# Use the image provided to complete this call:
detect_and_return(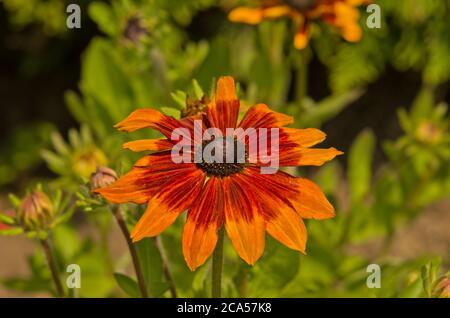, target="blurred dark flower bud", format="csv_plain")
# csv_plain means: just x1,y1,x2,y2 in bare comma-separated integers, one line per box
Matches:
432,277,450,298
123,16,148,44
17,191,54,231
181,95,210,118
90,166,118,190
